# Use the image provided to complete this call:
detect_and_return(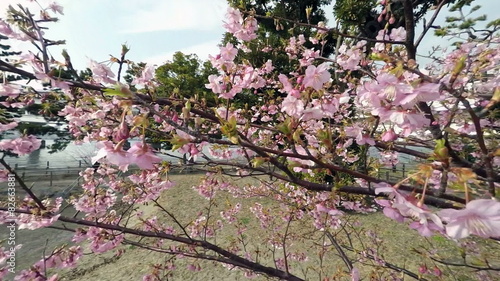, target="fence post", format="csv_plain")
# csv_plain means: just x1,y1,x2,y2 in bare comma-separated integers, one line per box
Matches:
402,164,406,178
14,163,18,170
50,171,53,187
79,160,82,168
46,161,49,175
386,171,390,181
